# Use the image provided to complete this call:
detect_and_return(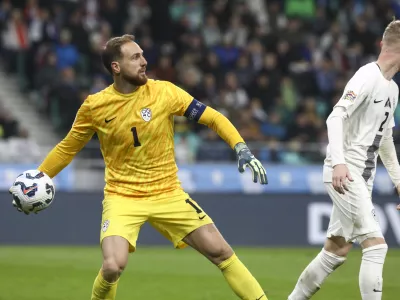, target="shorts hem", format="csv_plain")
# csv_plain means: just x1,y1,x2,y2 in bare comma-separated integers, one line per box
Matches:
173,220,214,249
327,231,384,244
100,234,137,253
327,233,352,243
